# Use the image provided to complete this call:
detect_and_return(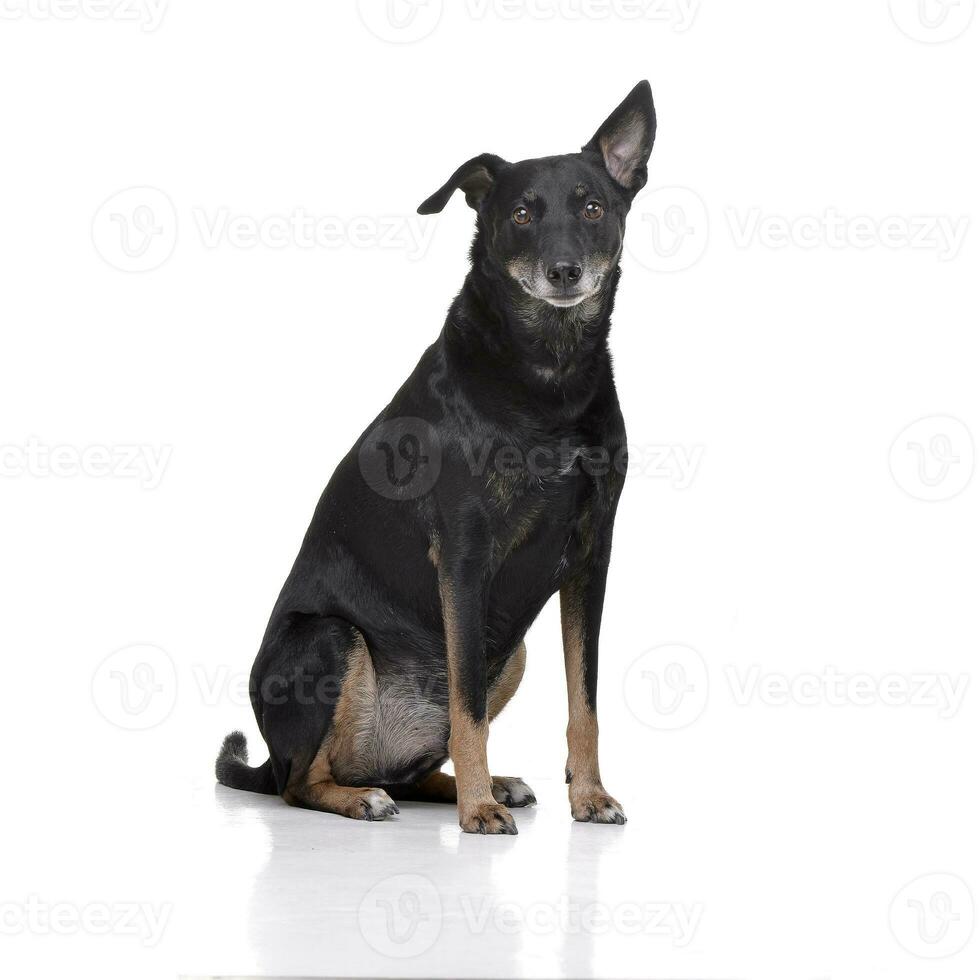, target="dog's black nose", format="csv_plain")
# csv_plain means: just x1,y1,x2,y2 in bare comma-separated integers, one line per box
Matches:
546,262,583,288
